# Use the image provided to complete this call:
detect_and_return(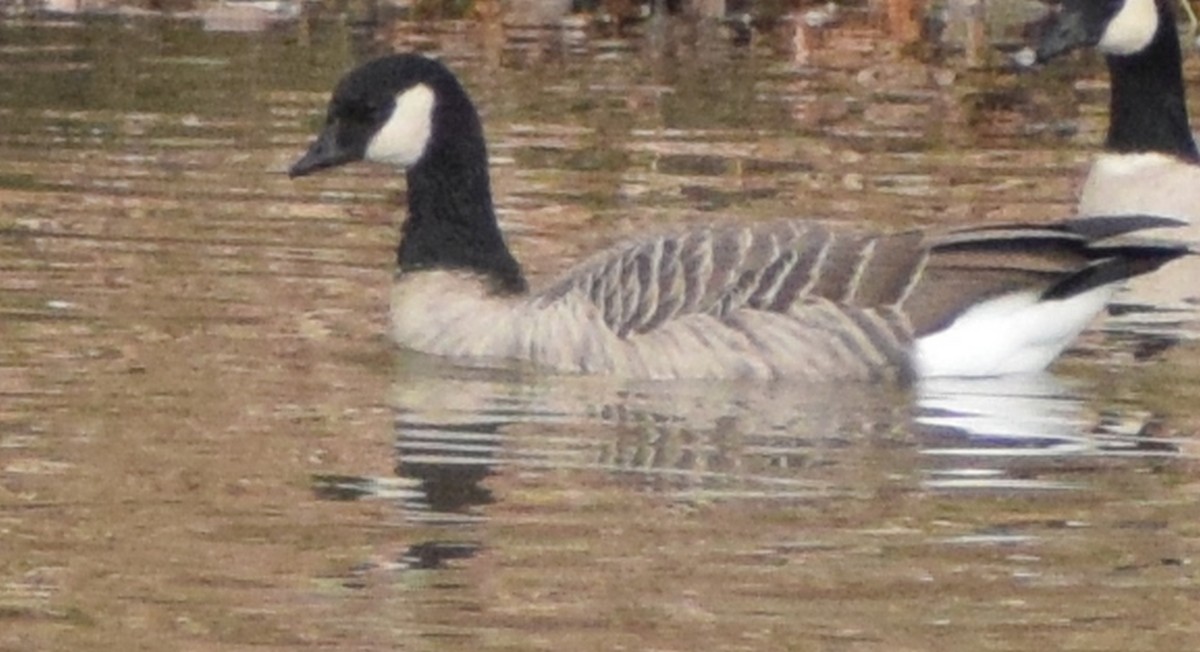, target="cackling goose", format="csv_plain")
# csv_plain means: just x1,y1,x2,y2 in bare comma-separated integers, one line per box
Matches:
289,53,1185,381
1036,0,1200,328
1036,0,1199,221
